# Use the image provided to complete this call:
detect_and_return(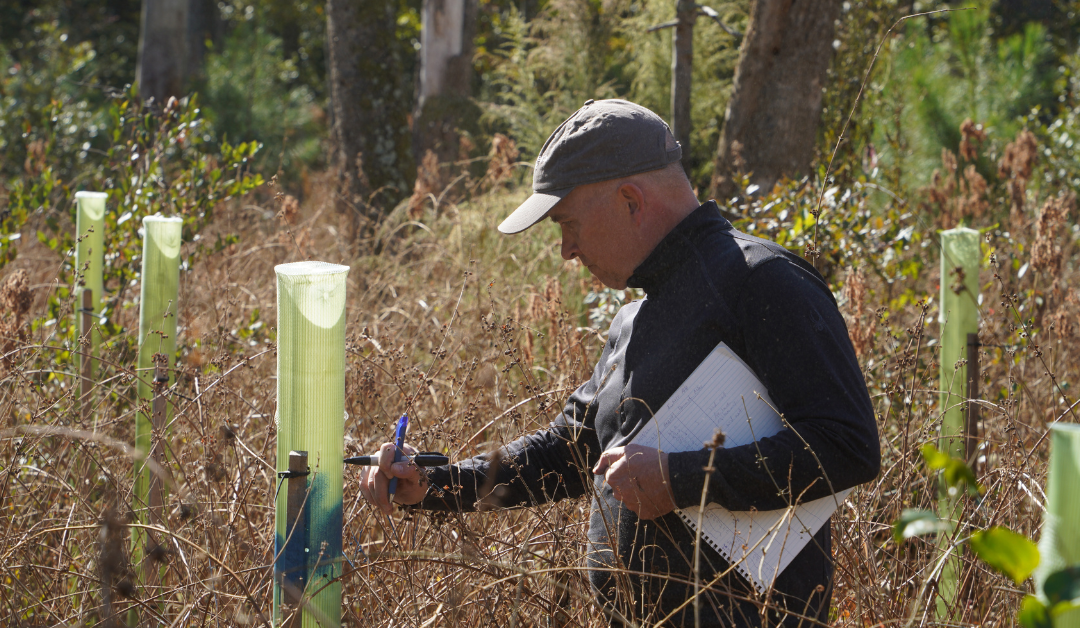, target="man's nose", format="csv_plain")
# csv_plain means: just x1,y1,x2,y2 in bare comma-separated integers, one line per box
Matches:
560,234,578,261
